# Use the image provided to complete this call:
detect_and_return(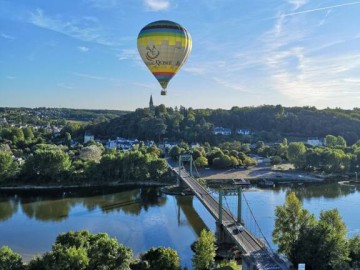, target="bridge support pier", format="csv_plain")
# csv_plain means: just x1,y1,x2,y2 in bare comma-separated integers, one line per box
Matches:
215,221,233,244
